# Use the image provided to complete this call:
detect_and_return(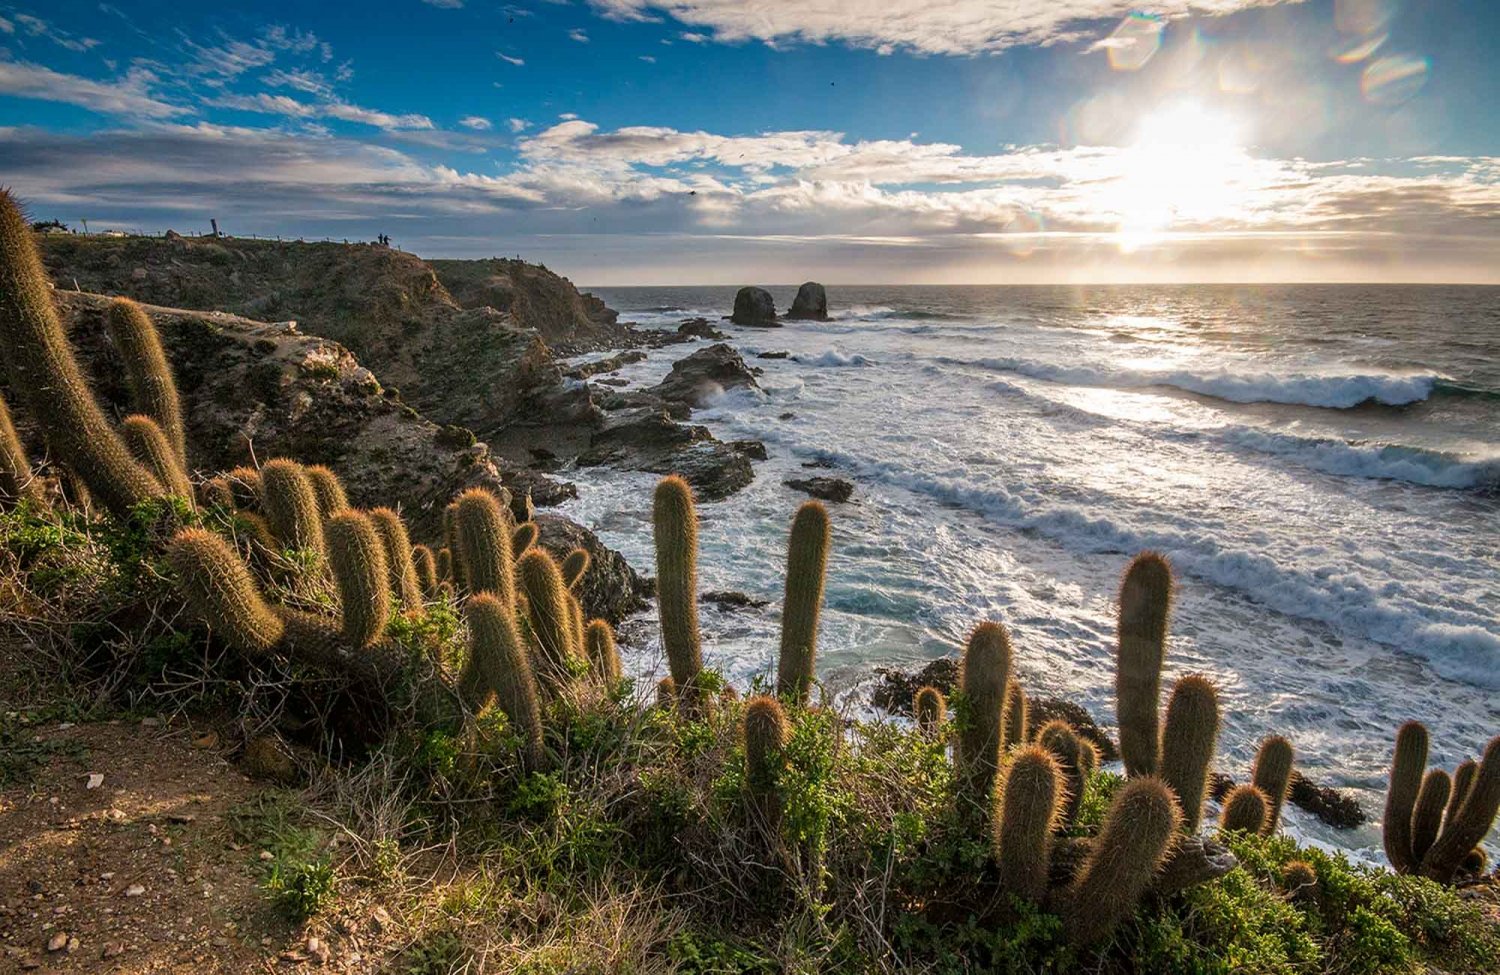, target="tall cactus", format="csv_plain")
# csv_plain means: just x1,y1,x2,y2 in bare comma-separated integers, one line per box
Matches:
464,593,544,769
993,745,1062,903
777,500,830,705
369,507,423,611
511,521,538,557
1383,720,1428,874
0,392,43,508
167,529,286,653
412,544,439,600
0,190,160,515
305,464,349,517
1220,784,1269,834
914,686,946,738
744,694,790,827
1251,736,1295,835
1116,552,1173,777
561,547,590,589
1003,680,1028,751
1037,719,1087,827
652,476,703,708
517,548,577,689
956,622,1012,819
1159,674,1220,832
1065,776,1181,945
1420,735,1500,883
585,619,622,683
119,415,188,499
455,487,514,604
1447,759,1478,826
260,459,325,555
325,510,391,648
105,297,185,465
1410,769,1452,864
